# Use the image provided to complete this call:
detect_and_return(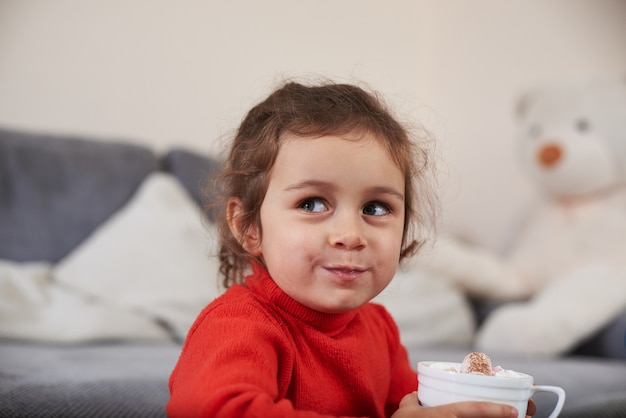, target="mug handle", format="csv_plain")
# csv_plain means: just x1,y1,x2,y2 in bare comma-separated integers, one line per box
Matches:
531,385,566,418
